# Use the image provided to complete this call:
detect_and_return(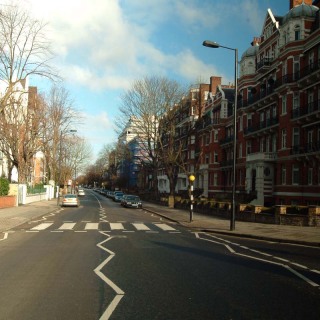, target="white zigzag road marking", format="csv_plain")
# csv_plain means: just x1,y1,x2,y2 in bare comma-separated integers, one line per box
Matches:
95,231,125,320
0,232,8,241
